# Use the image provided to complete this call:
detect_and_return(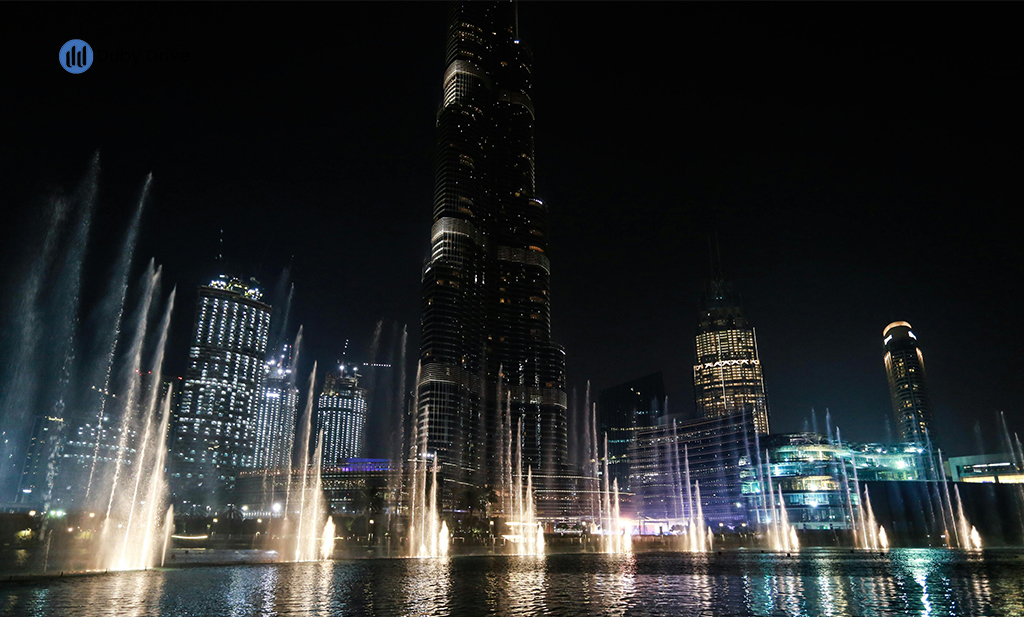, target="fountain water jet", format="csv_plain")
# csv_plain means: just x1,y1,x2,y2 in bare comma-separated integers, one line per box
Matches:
501,414,545,555
85,175,151,501
592,432,630,554
762,451,799,552
286,364,334,562
96,285,177,571
405,361,449,559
